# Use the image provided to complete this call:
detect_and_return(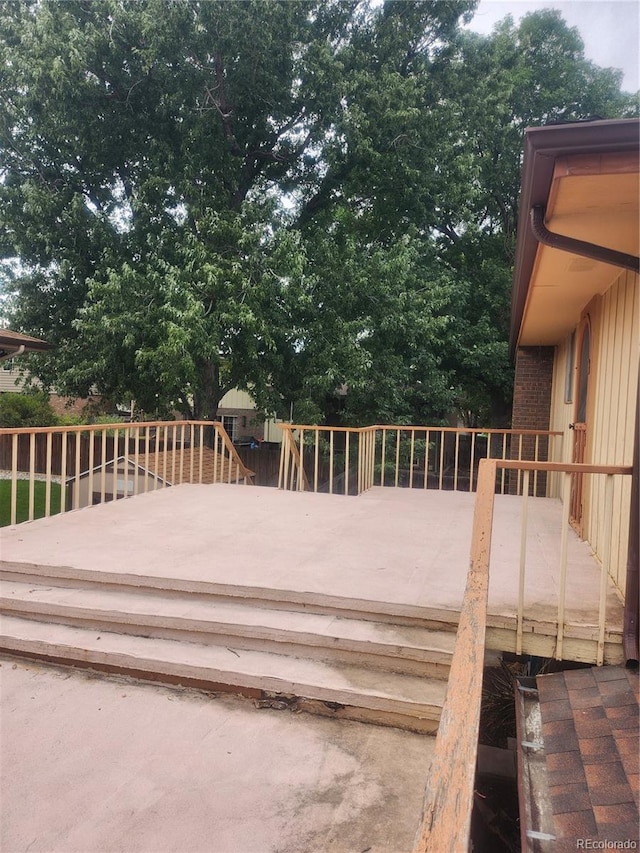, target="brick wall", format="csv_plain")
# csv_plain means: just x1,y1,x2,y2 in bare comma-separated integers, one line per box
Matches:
48,394,105,418
512,347,555,429
511,346,555,495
